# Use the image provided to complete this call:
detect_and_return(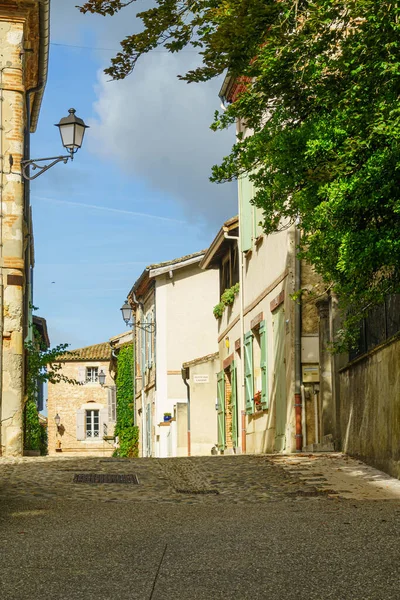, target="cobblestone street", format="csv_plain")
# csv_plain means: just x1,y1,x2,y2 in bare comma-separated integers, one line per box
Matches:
1,454,399,599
